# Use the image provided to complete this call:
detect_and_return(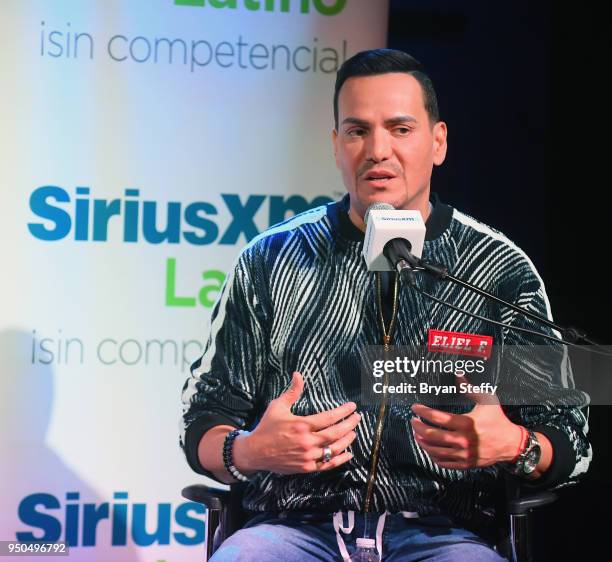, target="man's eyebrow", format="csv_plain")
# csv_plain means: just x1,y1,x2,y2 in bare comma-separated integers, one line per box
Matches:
340,117,370,127
385,115,417,126
340,115,418,127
